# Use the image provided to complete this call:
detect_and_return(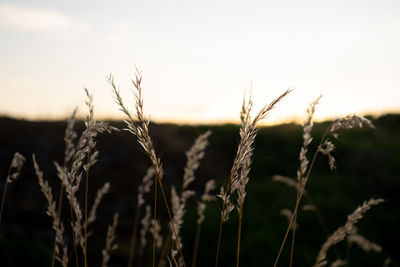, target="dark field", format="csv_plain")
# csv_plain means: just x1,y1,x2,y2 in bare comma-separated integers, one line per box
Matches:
0,114,399,266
